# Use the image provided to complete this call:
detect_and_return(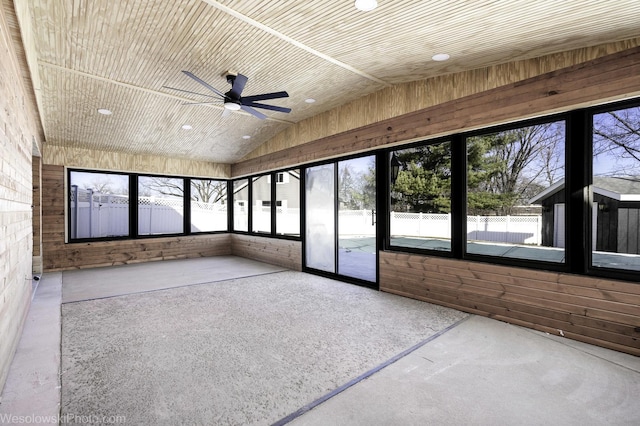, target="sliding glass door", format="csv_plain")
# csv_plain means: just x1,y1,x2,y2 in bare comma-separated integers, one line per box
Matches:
305,155,377,284
305,163,336,273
